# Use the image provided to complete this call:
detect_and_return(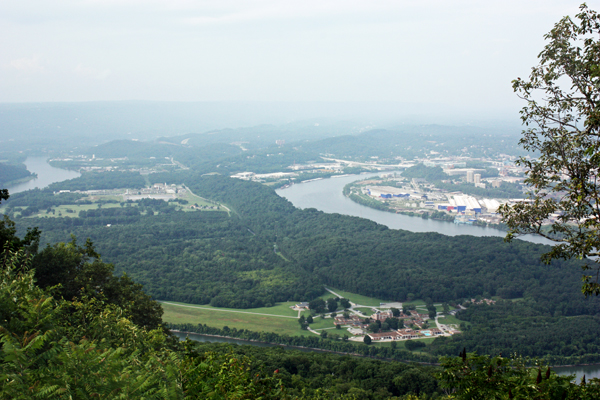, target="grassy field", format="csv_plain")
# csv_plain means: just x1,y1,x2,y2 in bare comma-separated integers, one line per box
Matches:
160,289,445,339
179,190,226,211
307,316,337,330
327,287,391,307
438,314,464,326
162,300,300,317
161,301,314,337
353,307,376,316
7,190,228,219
